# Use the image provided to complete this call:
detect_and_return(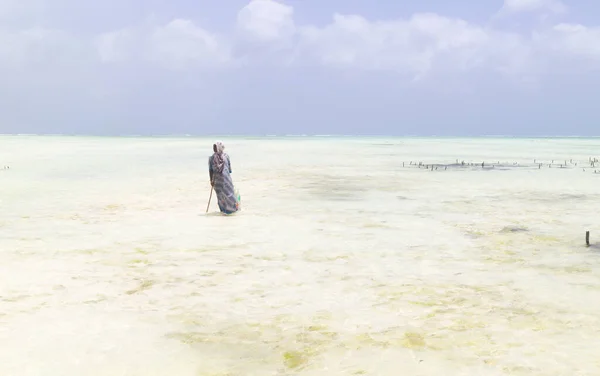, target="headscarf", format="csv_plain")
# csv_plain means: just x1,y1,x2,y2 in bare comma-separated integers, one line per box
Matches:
212,141,226,173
